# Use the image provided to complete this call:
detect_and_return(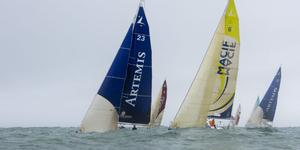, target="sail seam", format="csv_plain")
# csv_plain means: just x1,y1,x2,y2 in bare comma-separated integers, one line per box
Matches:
105,76,125,80
133,33,150,36
120,47,131,50
122,93,151,98
127,63,152,68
